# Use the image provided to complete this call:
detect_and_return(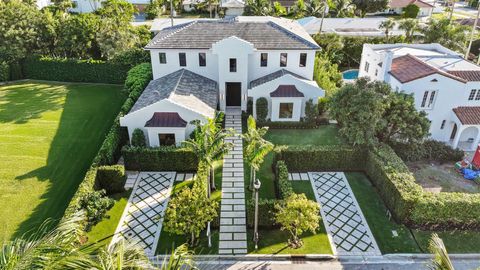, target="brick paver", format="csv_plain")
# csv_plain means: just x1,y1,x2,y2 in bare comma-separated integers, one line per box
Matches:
309,172,381,256
219,108,247,255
